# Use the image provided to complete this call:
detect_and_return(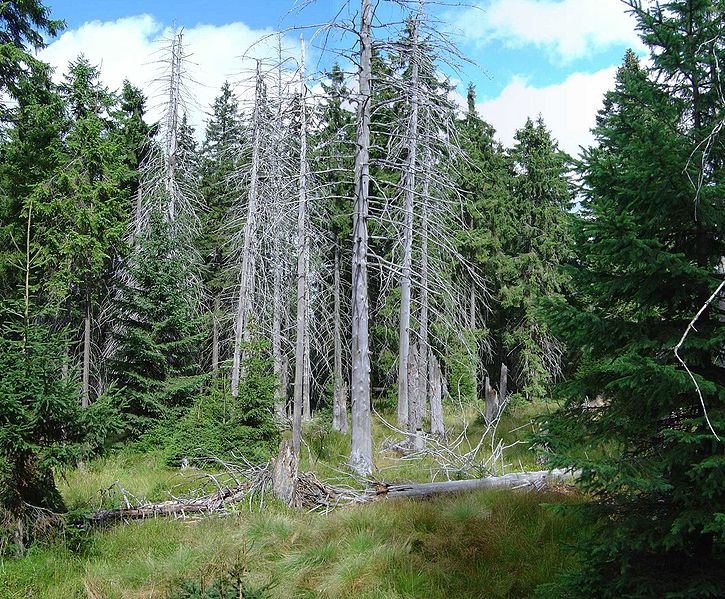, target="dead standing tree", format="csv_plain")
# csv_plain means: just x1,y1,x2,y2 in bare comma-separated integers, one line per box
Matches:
373,5,482,443
293,35,310,453
350,0,374,476
230,62,264,399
